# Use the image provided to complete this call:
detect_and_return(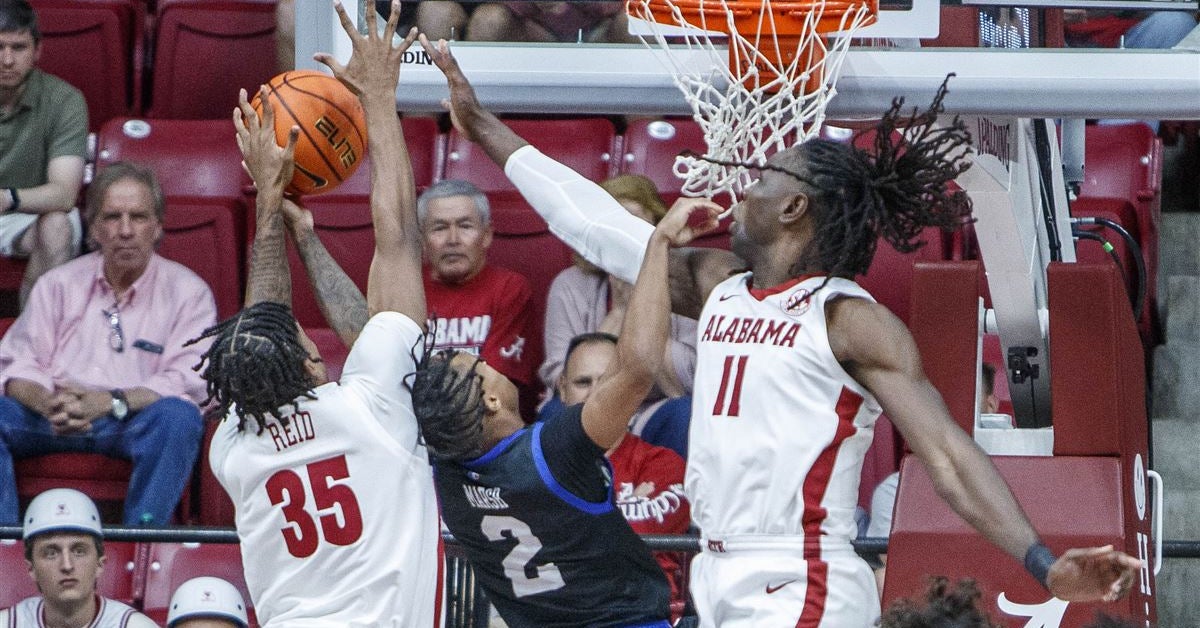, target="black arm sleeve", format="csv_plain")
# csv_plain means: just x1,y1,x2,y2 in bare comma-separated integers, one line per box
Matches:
538,403,611,503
